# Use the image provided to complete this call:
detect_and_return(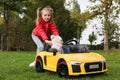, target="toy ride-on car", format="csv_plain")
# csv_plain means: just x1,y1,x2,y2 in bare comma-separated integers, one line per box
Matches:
35,40,107,77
